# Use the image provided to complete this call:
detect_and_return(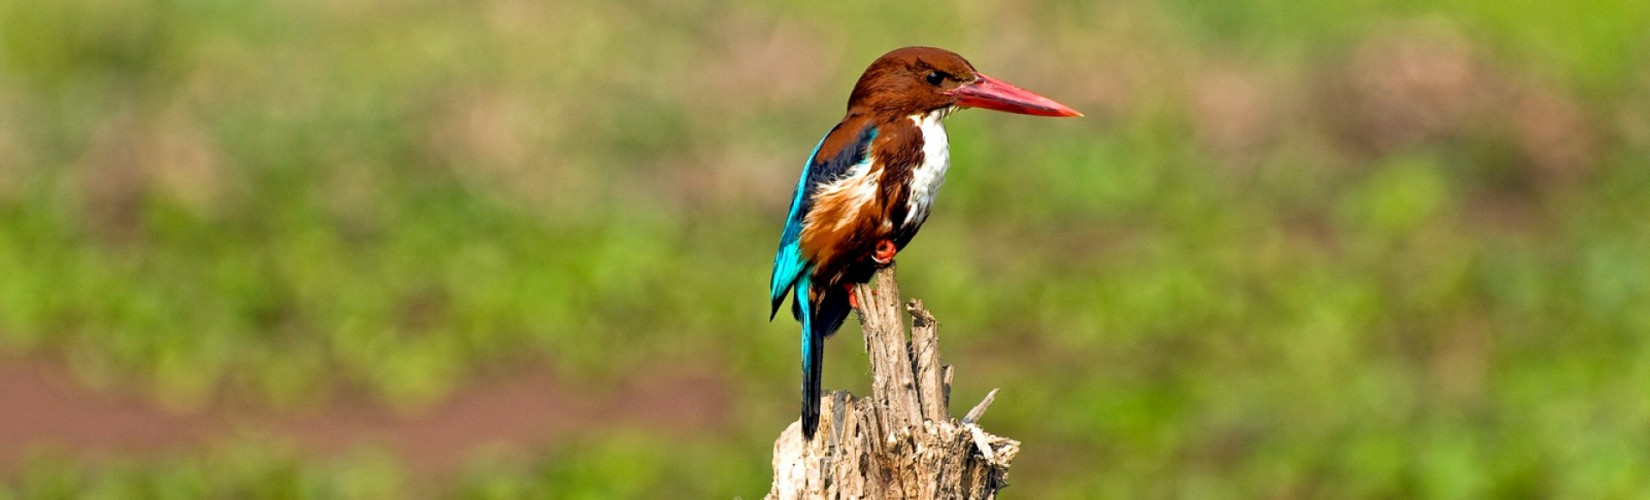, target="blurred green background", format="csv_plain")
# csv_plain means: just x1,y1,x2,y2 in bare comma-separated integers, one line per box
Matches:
2,0,1649,497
